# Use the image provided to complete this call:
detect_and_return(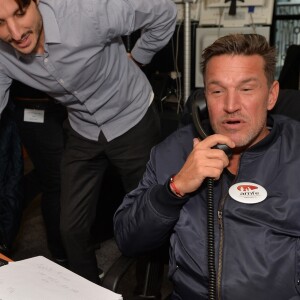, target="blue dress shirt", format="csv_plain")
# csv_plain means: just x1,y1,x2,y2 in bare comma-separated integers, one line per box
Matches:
0,0,177,141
